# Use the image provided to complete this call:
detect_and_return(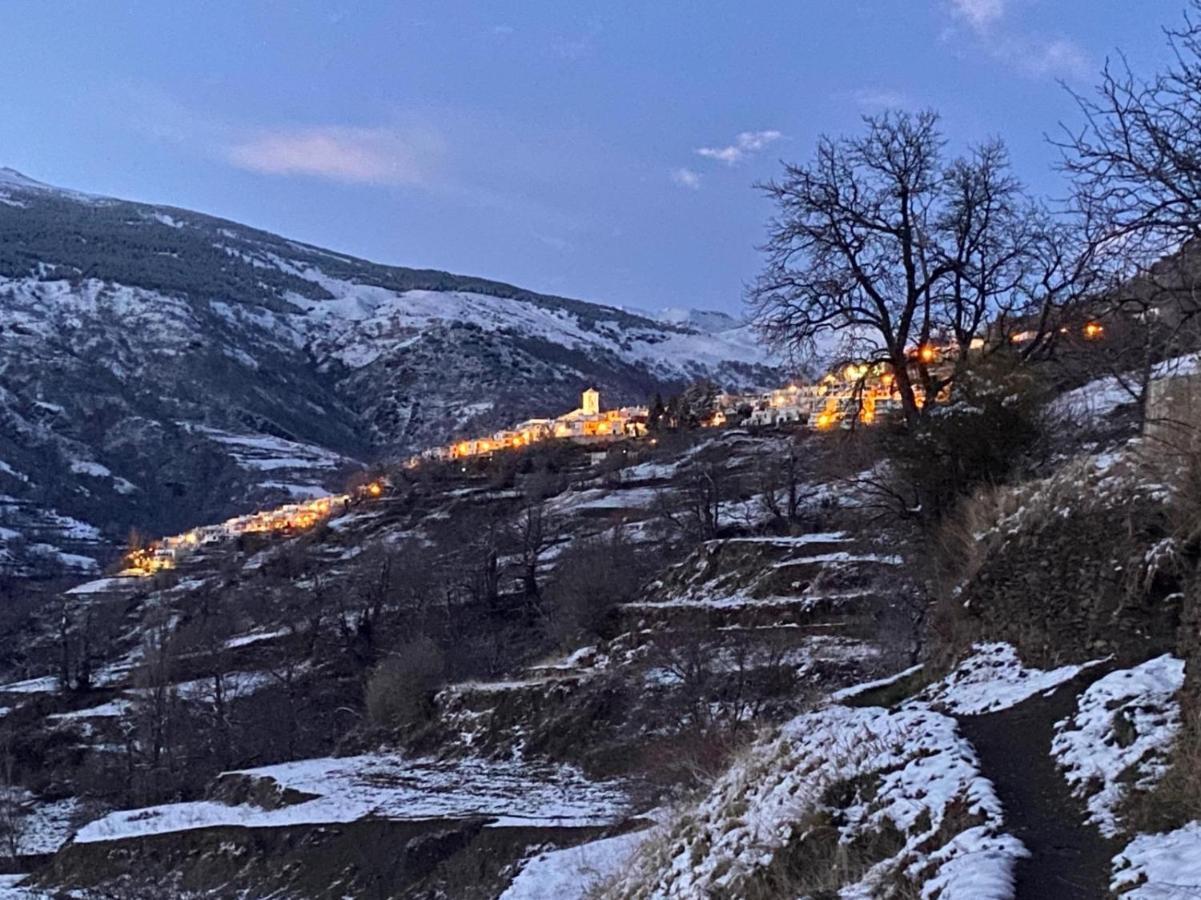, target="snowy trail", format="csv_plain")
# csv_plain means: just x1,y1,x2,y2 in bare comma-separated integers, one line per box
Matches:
957,665,1118,900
